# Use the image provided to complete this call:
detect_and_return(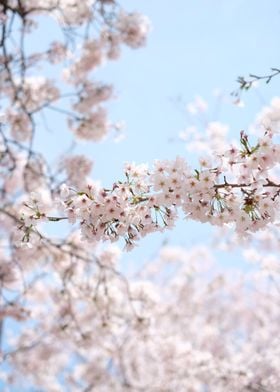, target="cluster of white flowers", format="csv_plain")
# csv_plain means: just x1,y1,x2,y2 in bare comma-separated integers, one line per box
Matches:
116,11,151,48
2,243,279,391
15,128,280,250
62,154,93,187
256,96,280,131
3,0,95,25
5,110,33,142
68,107,110,141
1,0,150,144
